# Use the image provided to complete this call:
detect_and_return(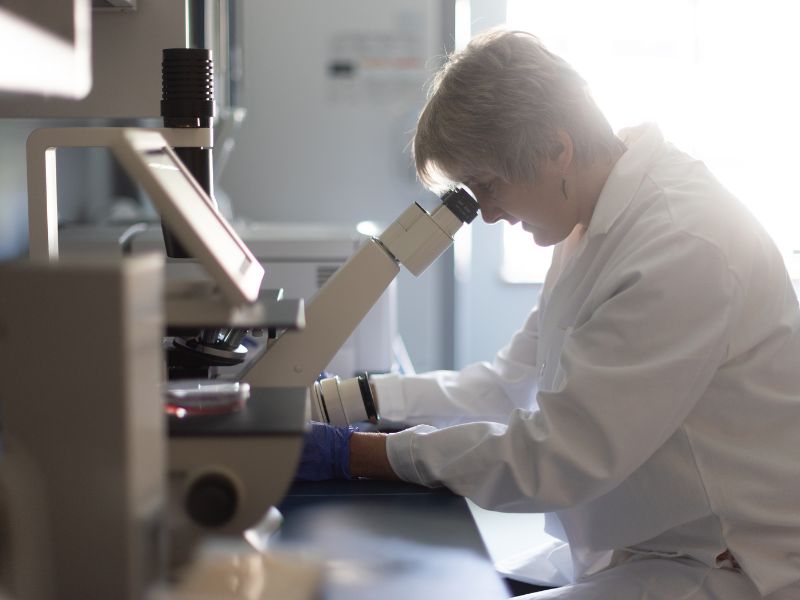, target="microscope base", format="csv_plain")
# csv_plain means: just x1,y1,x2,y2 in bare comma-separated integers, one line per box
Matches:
167,386,307,558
